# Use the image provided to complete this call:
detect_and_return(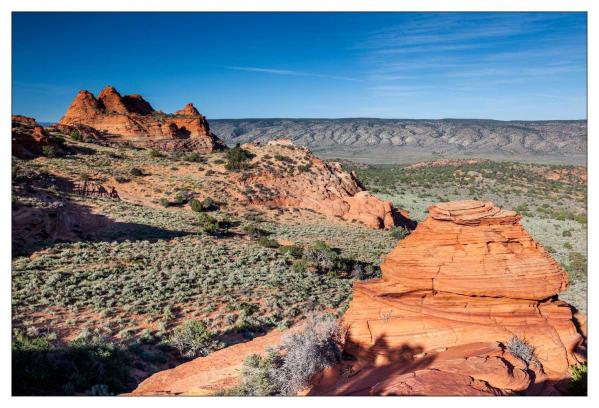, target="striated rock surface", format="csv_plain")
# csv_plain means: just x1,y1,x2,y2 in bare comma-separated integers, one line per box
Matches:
233,141,413,230
130,329,288,395
58,86,226,152
12,115,67,159
324,200,585,395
